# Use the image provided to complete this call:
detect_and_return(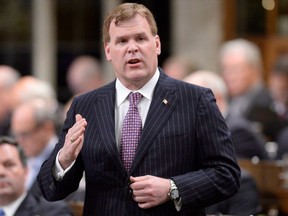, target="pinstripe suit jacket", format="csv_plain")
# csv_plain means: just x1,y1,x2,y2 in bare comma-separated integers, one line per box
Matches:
37,69,240,216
